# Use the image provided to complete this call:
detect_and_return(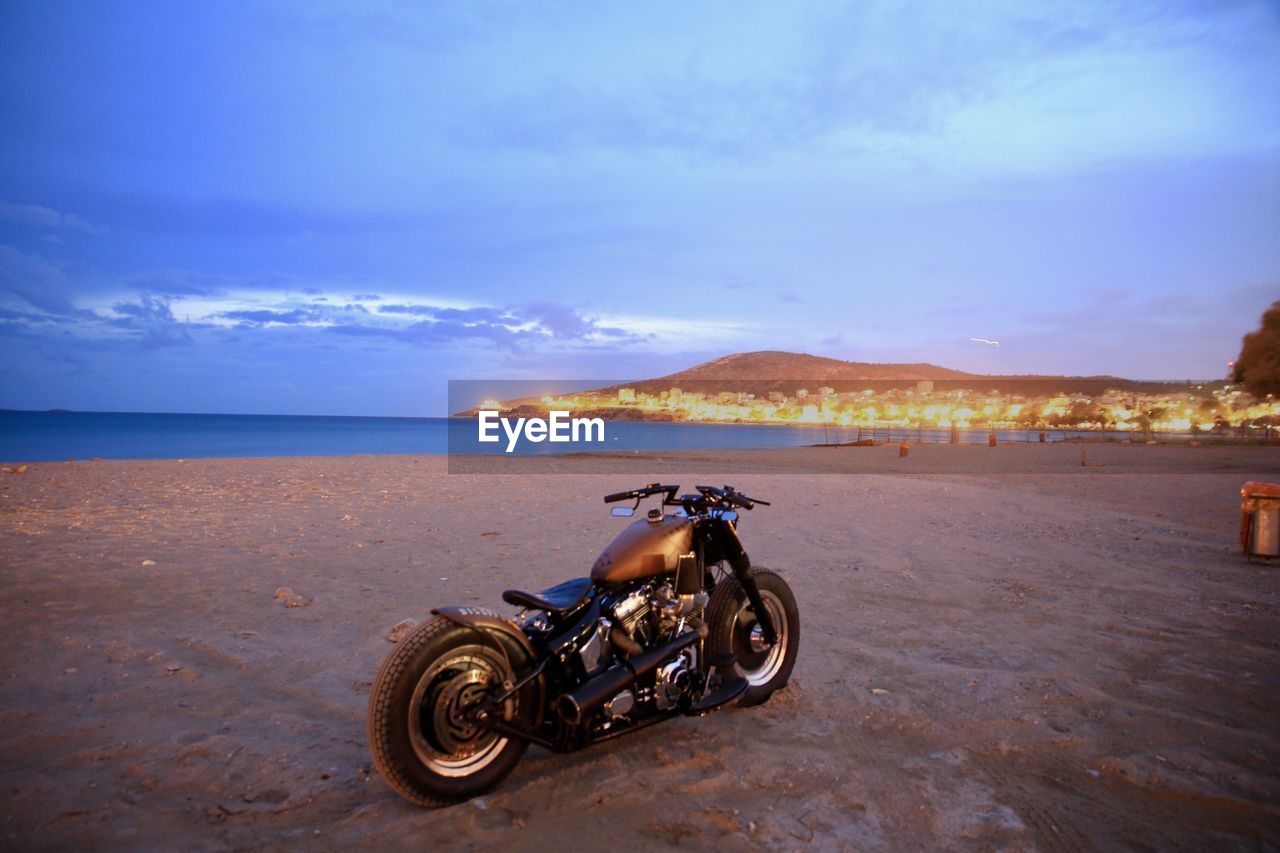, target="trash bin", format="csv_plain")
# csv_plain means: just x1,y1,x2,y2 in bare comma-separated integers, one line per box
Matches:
1239,481,1280,558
